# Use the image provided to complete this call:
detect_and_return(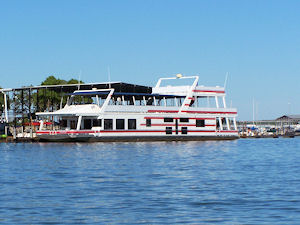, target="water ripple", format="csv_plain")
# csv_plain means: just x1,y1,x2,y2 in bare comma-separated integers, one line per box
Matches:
1,139,300,224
